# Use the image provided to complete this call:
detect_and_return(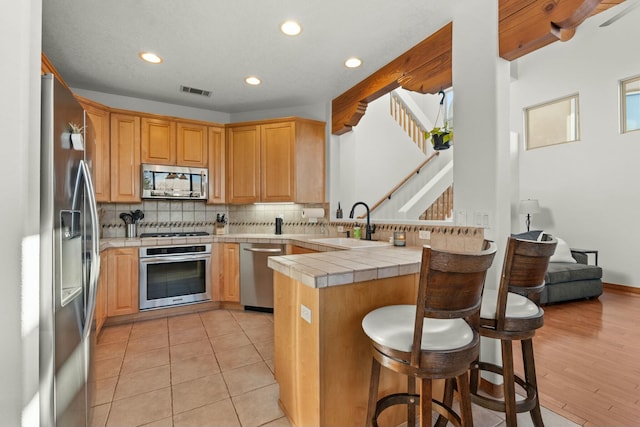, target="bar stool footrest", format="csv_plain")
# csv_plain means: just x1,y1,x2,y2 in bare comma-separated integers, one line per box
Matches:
372,393,462,427
470,361,538,414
